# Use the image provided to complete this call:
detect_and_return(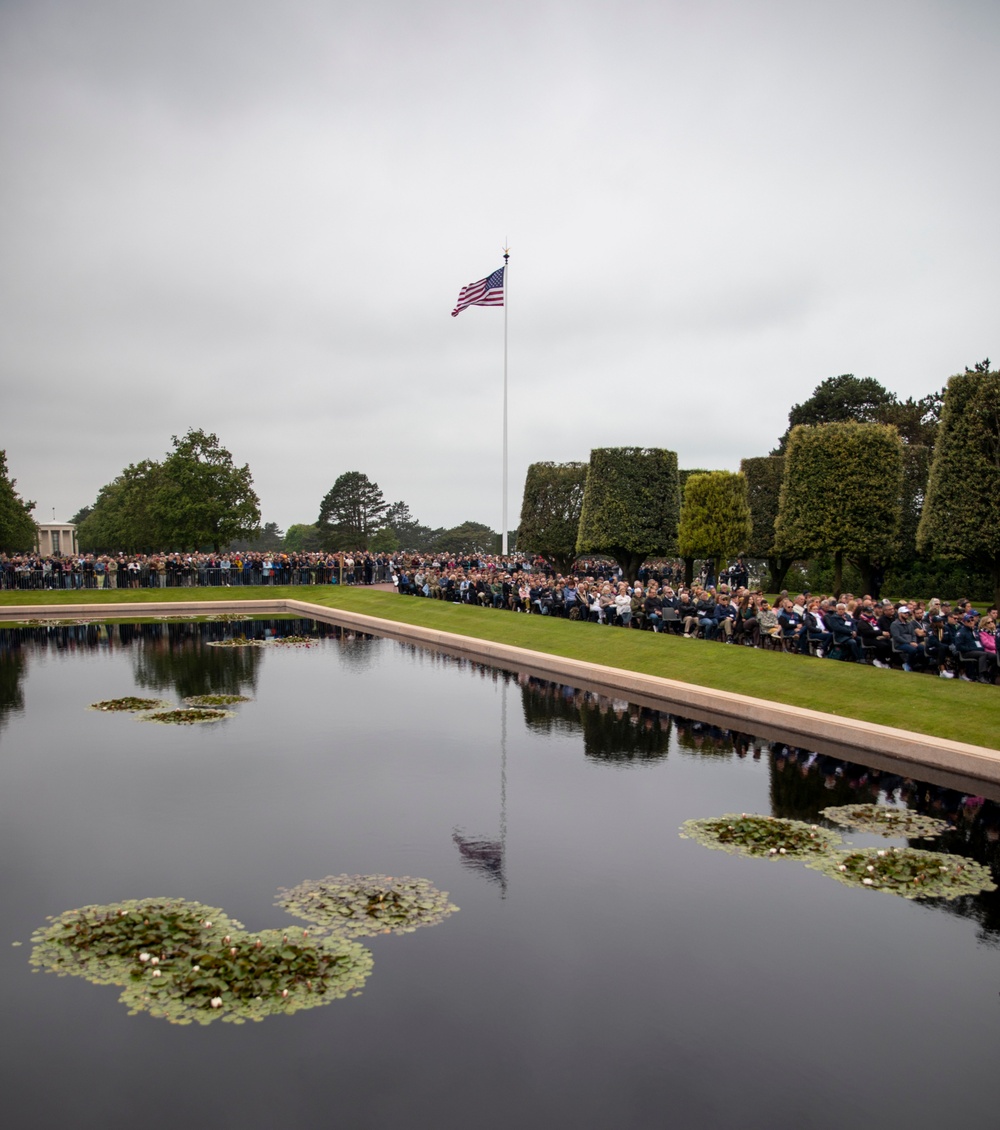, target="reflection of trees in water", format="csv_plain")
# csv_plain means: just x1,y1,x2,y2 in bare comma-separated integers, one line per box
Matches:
769,745,1000,945
133,623,264,700
0,645,26,734
518,677,671,765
